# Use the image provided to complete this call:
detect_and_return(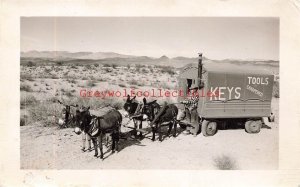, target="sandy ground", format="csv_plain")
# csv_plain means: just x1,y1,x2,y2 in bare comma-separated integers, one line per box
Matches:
20,98,279,170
